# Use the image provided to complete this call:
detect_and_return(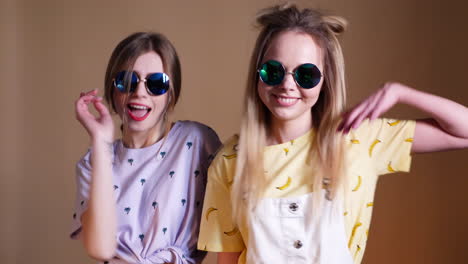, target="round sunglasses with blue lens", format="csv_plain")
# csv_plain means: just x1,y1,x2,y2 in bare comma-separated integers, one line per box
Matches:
113,71,170,96
258,60,322,89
